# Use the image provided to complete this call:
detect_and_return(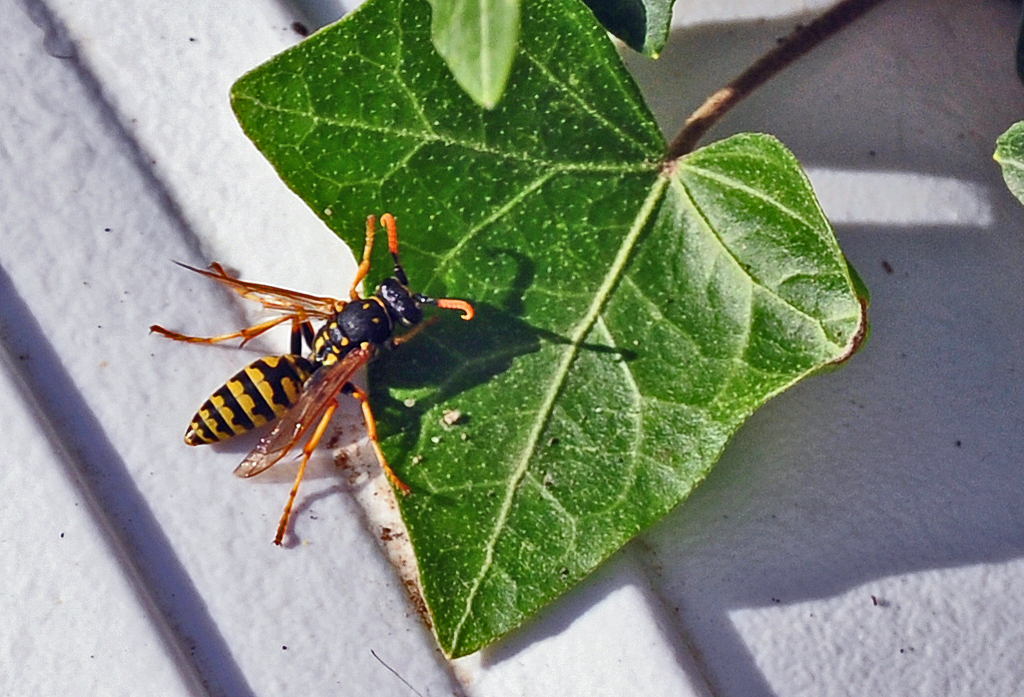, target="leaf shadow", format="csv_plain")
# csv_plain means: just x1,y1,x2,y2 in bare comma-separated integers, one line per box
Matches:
0,263,257,697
